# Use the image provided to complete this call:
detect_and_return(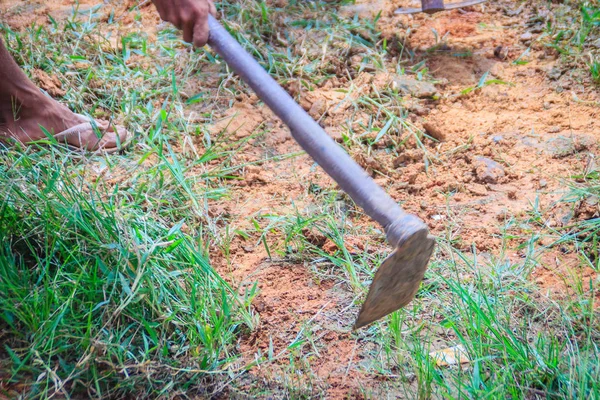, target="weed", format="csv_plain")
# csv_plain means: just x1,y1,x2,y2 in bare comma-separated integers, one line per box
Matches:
543,1,600,83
